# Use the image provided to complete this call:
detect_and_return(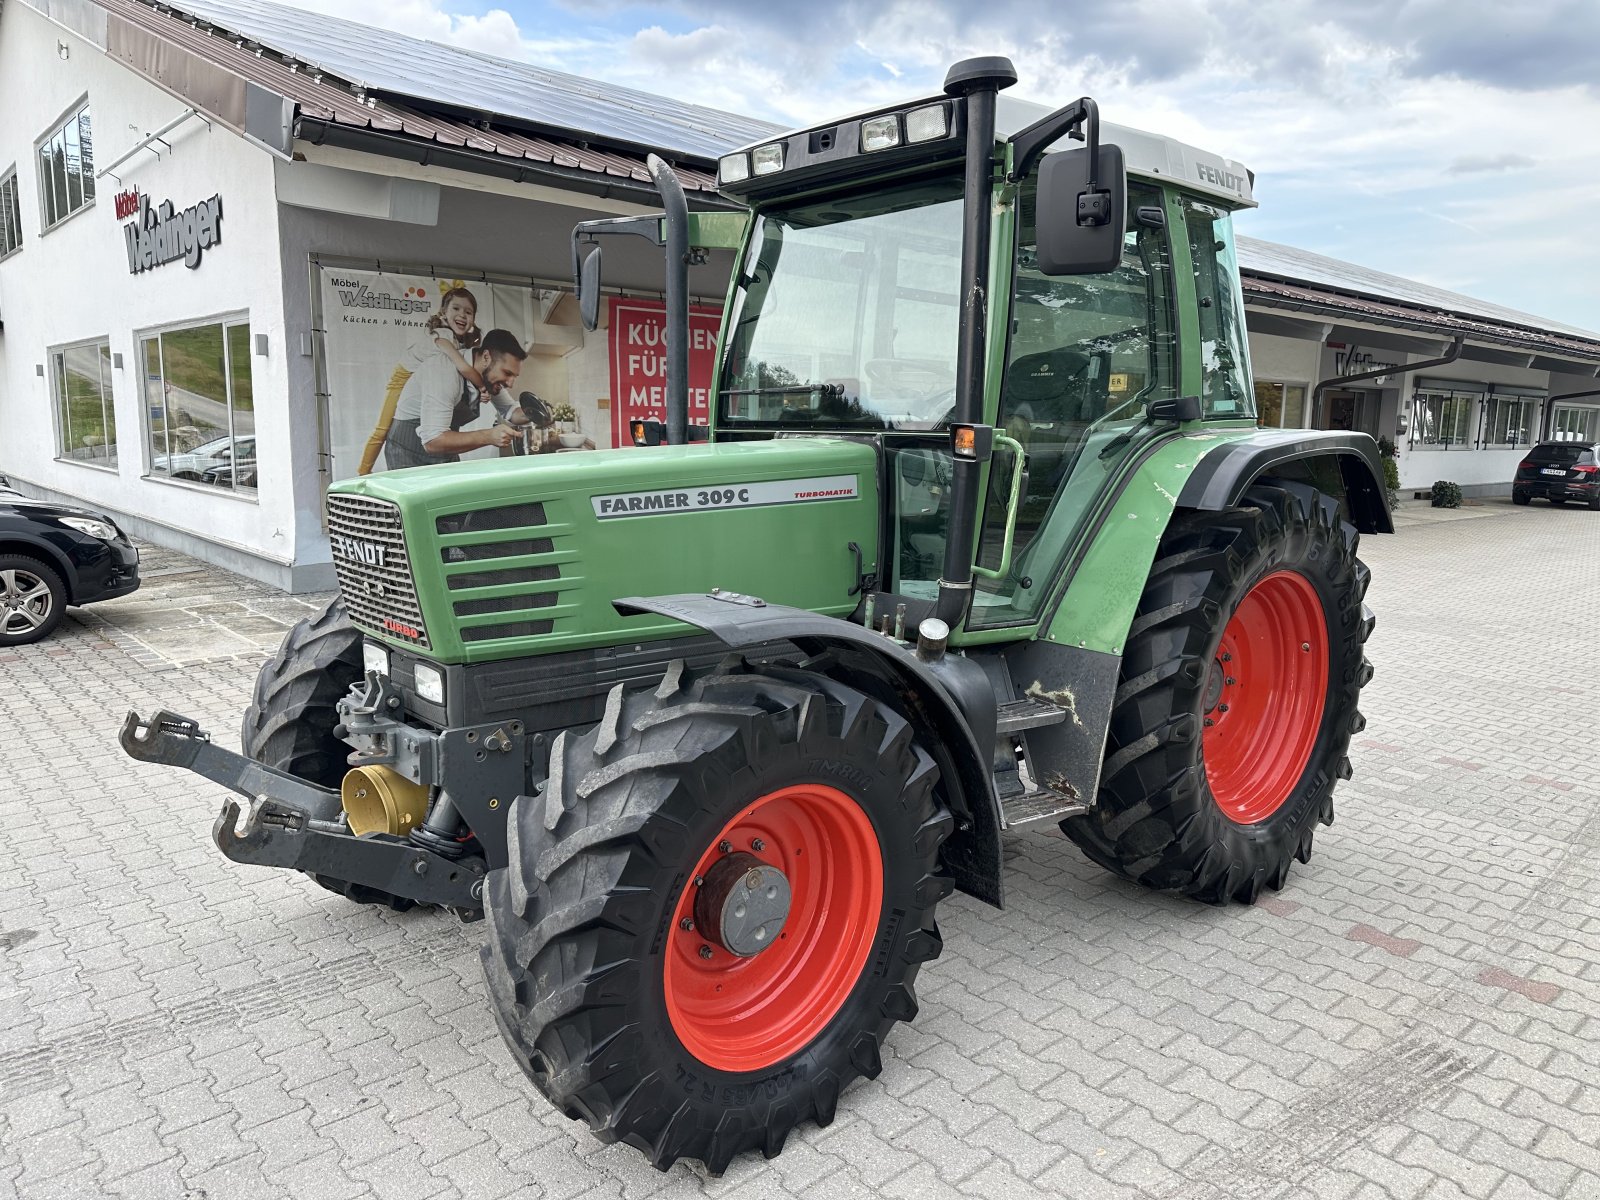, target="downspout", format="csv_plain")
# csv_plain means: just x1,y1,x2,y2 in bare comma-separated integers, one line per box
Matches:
1541,388,1600,440
934,56,1017,628
1312,335,1464,433
647,154,691,445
